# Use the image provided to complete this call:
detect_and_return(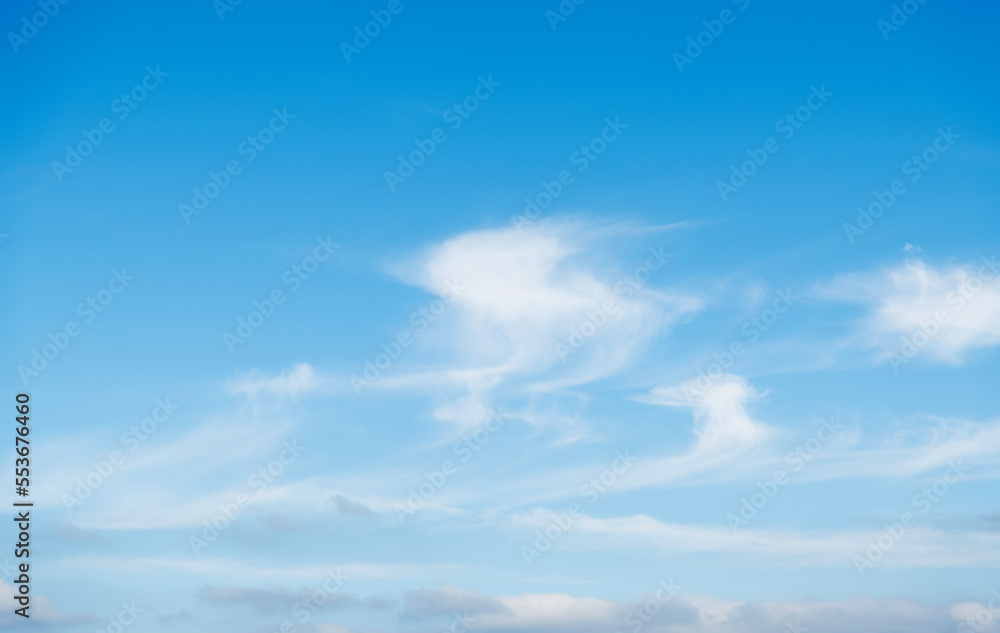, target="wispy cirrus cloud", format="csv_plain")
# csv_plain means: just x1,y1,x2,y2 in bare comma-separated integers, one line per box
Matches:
506,508,1000,570
383,219,702,429
227,362,342,399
